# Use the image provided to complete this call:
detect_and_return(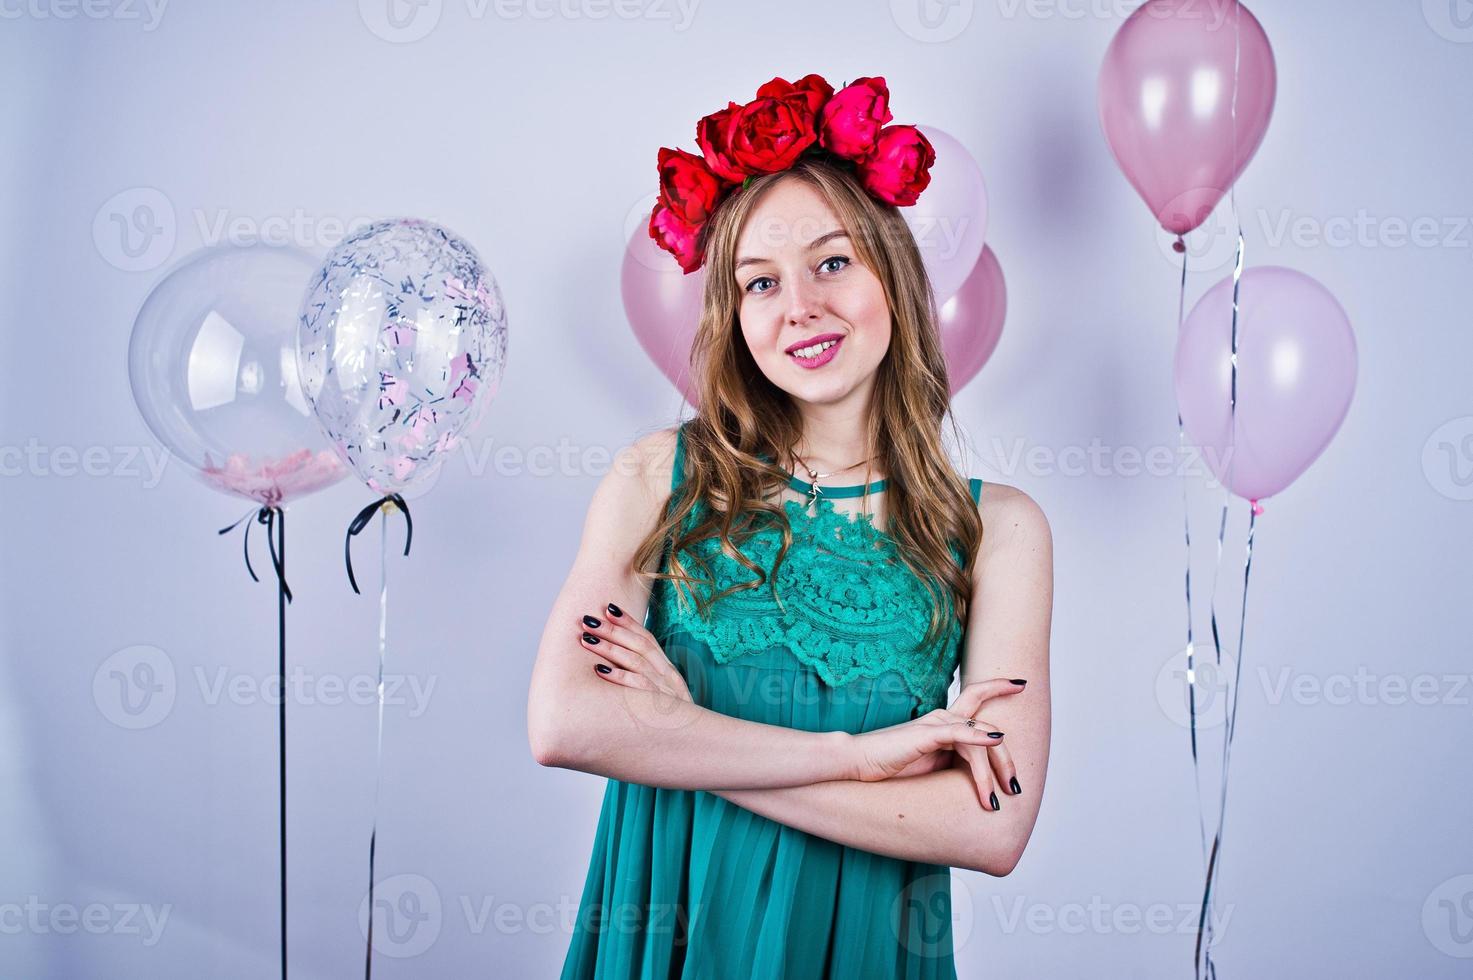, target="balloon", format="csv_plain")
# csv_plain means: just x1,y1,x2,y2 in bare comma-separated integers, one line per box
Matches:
1174,266,1356,500
1098,0,1276,235
127,243,349,506
910,125,988,303
622,226,704,408
940,245,1007,395
297,218,508,497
